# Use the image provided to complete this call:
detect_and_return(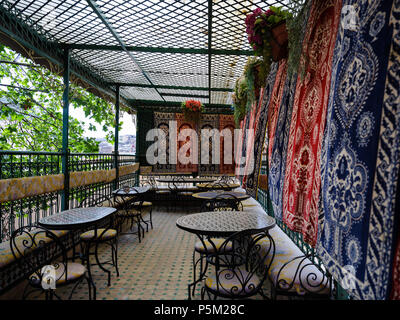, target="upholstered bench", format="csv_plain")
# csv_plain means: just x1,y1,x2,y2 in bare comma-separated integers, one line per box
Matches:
0,228,73,294
259,225,331,299
243,197,332,299
233,187,247,194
